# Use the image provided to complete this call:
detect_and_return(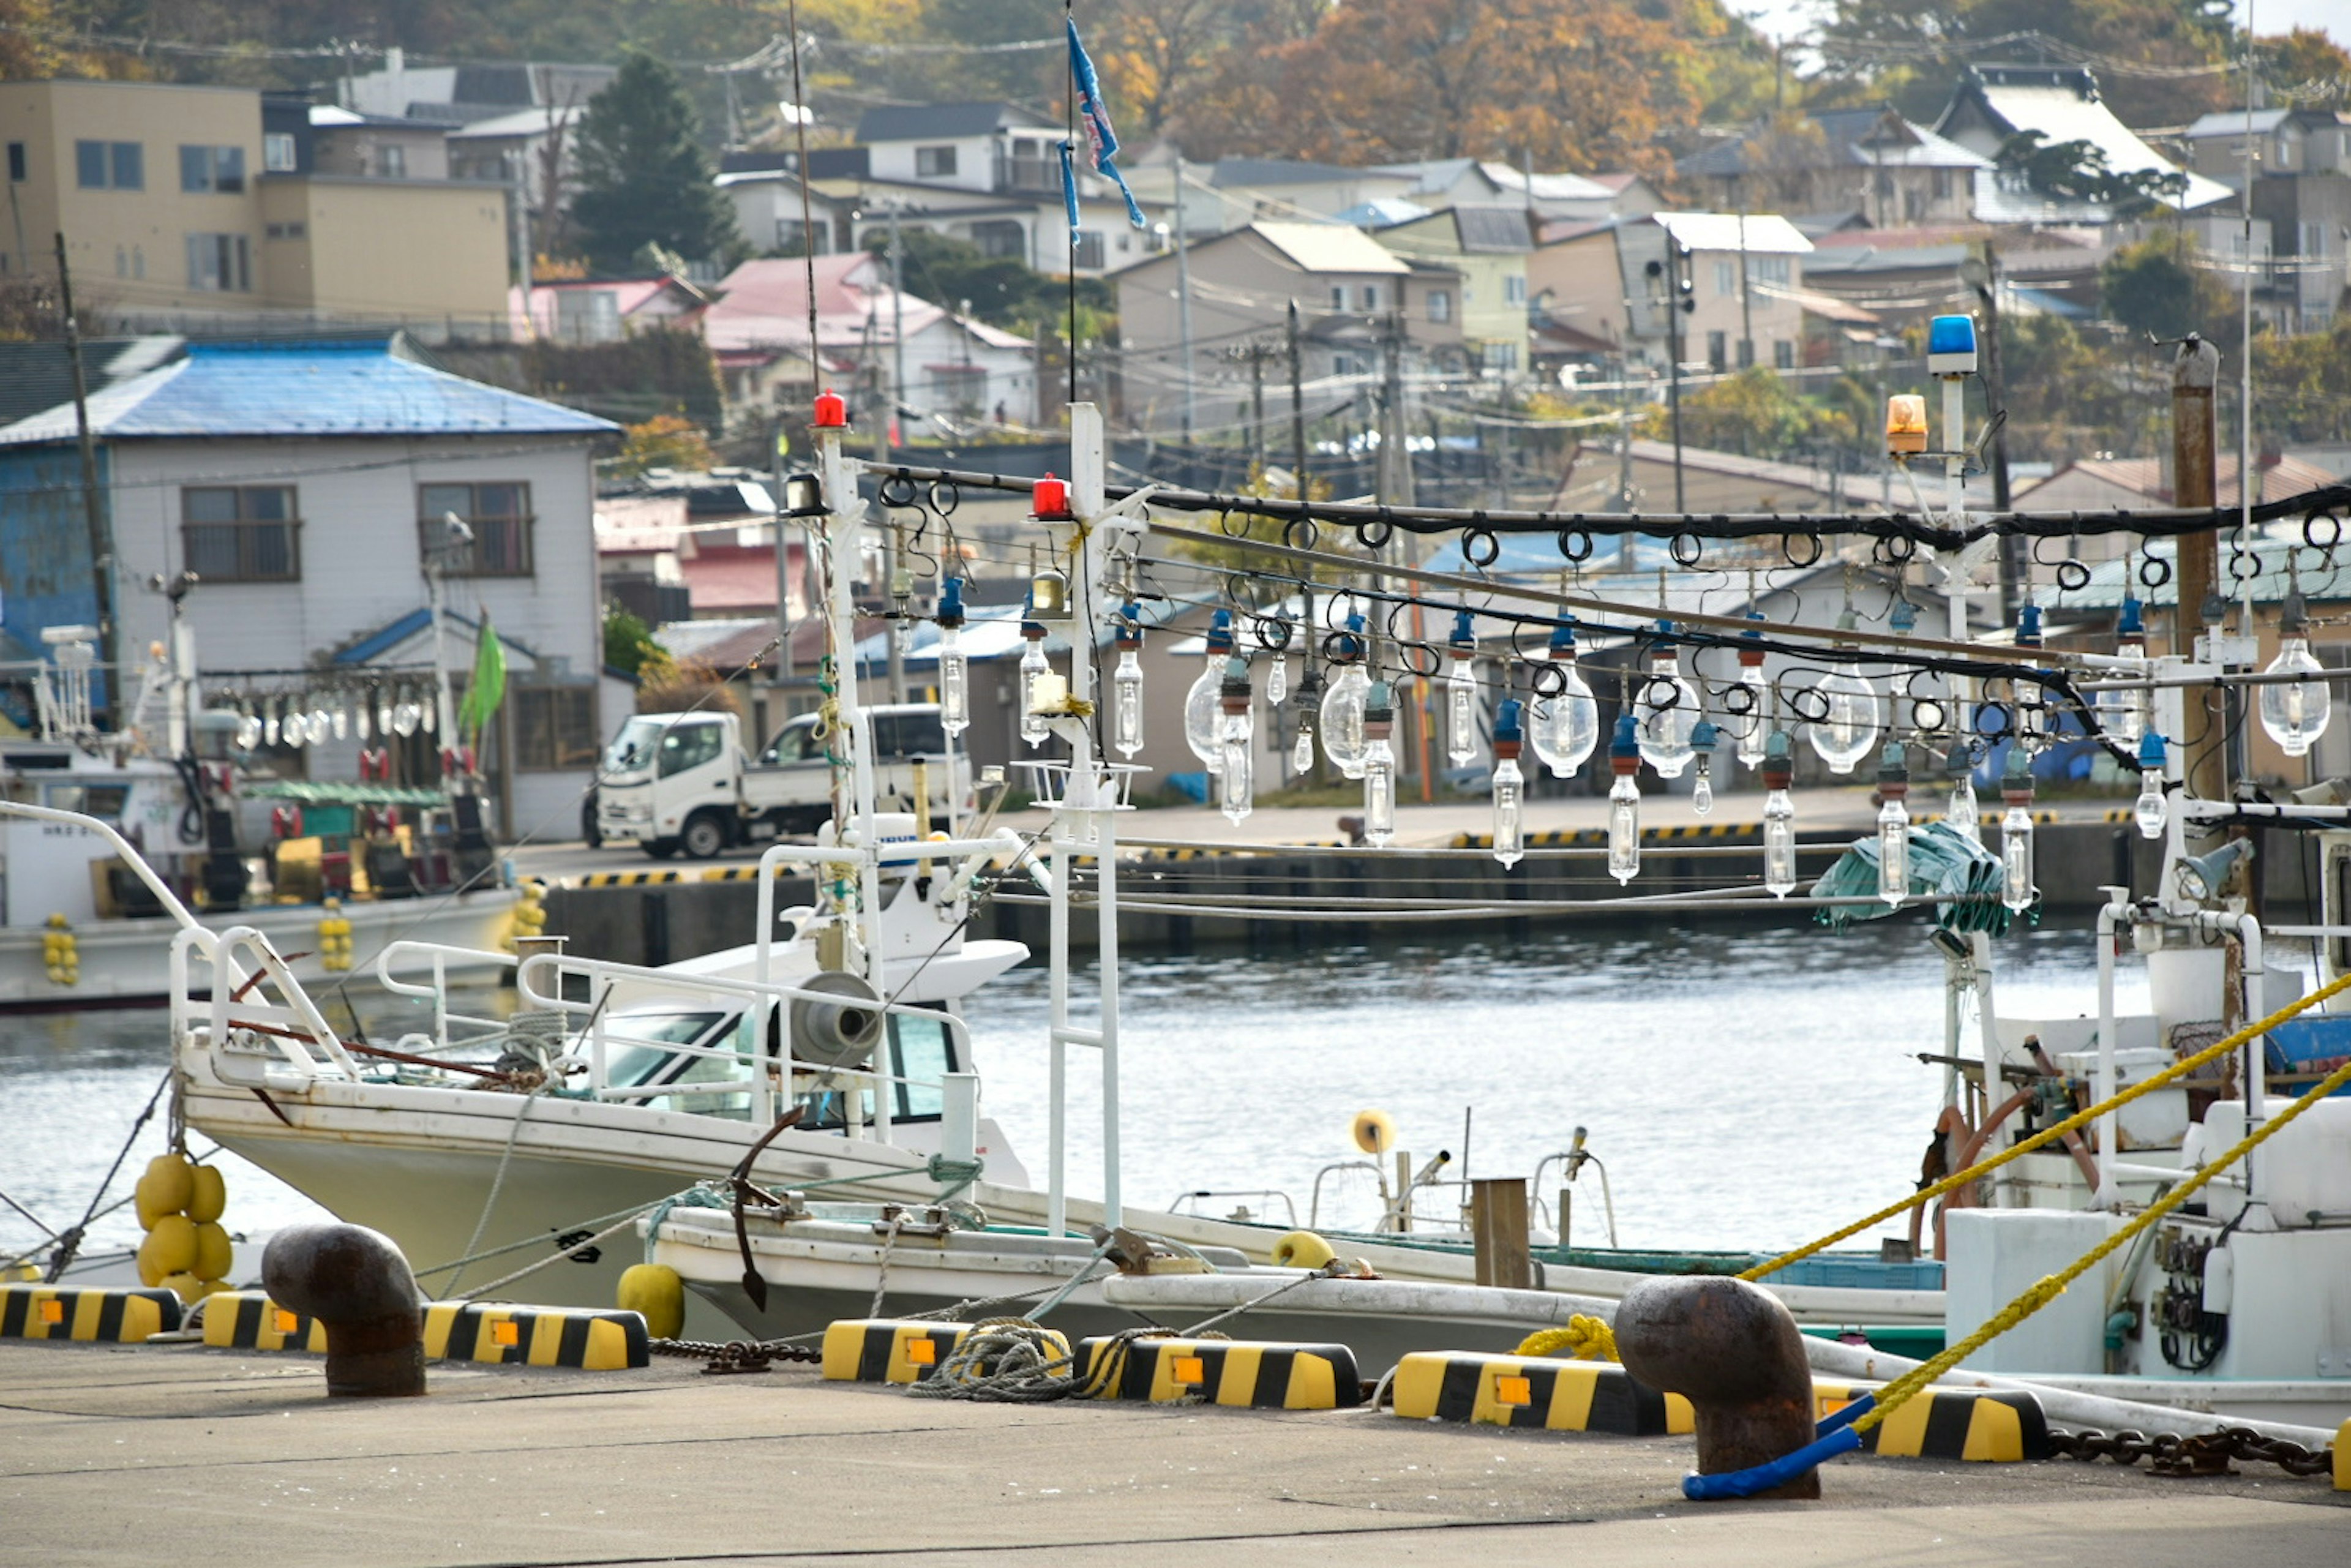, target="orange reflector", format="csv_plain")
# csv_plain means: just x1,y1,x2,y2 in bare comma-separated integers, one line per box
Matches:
907,1338,937,1365
1172,1356,1207,1386
39,1300,64,1324
274,1308,300,1334
492,1321,520,1347
1494,1374,1532,1407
